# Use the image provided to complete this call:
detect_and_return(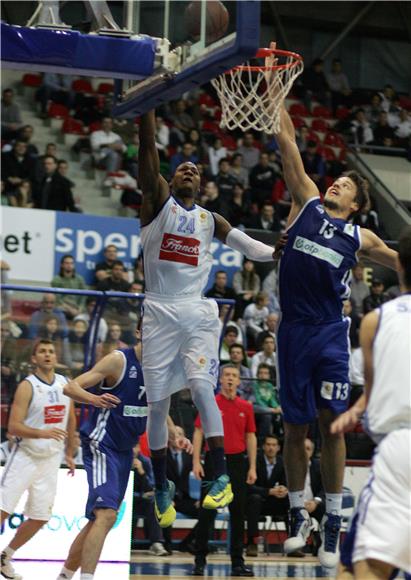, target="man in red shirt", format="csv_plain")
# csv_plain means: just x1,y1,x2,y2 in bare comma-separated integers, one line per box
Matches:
192,365,257,577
